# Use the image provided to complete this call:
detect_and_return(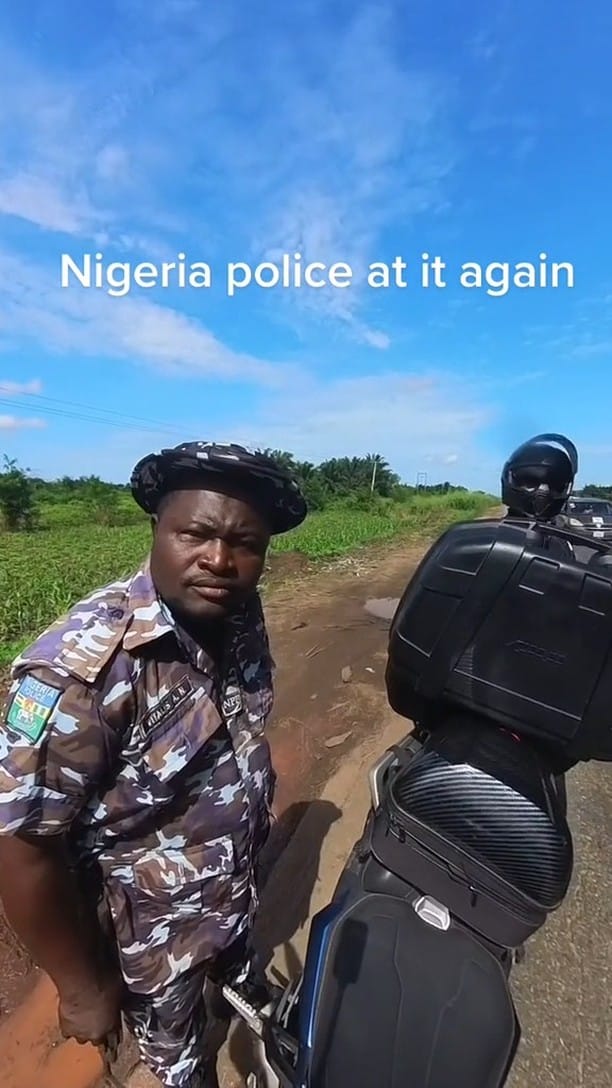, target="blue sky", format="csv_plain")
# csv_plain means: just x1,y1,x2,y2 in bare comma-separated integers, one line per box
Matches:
1,0,611,493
